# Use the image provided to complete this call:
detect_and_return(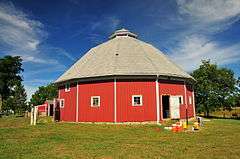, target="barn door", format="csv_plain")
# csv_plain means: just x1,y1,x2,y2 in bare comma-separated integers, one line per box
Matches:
54,101,60,121
170,96,180,119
